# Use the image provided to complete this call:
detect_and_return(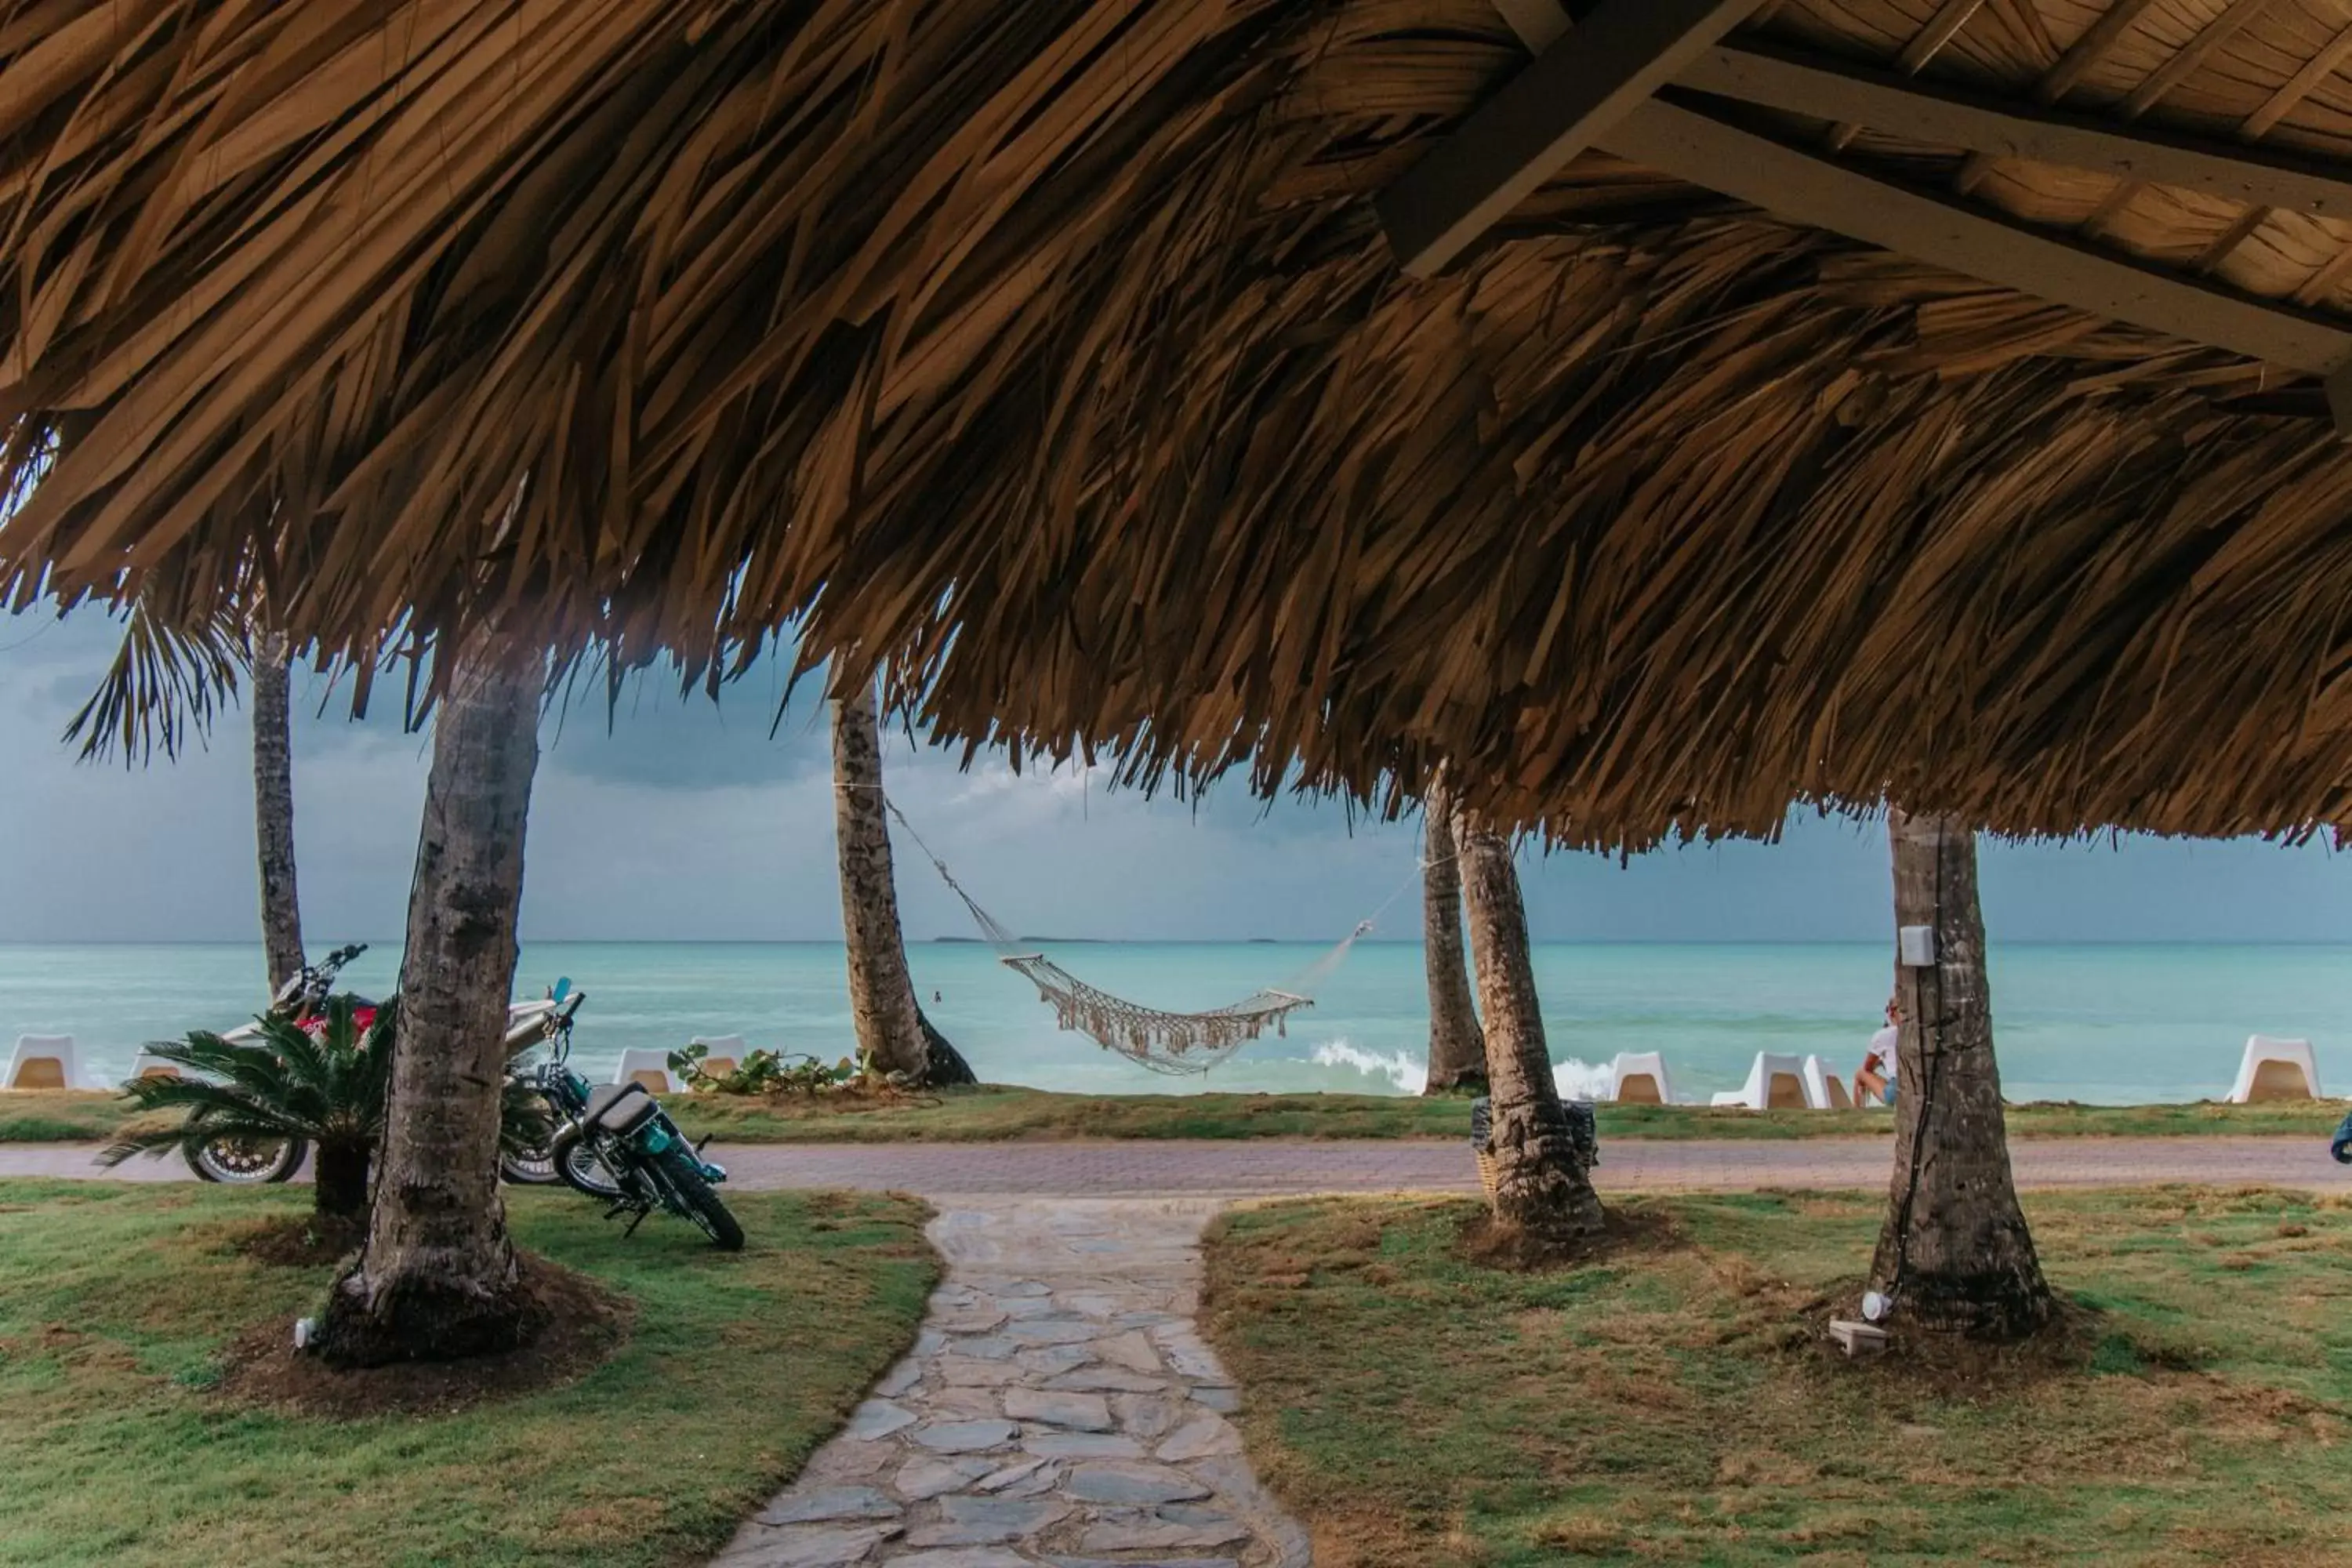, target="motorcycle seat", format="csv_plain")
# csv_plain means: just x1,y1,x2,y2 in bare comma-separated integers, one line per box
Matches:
584,1080,659,1136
